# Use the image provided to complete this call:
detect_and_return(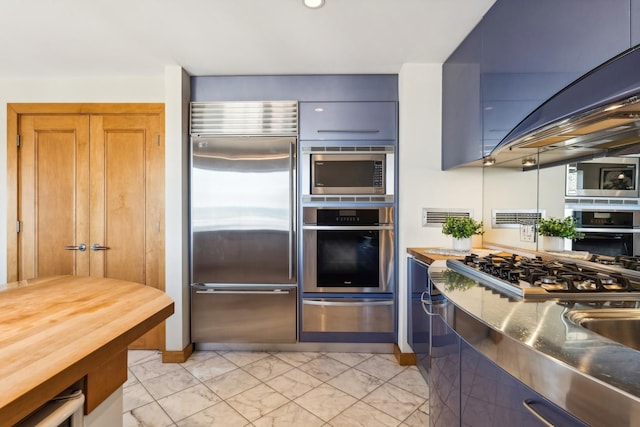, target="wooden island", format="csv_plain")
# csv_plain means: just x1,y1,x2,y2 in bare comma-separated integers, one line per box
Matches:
0,275,174,426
